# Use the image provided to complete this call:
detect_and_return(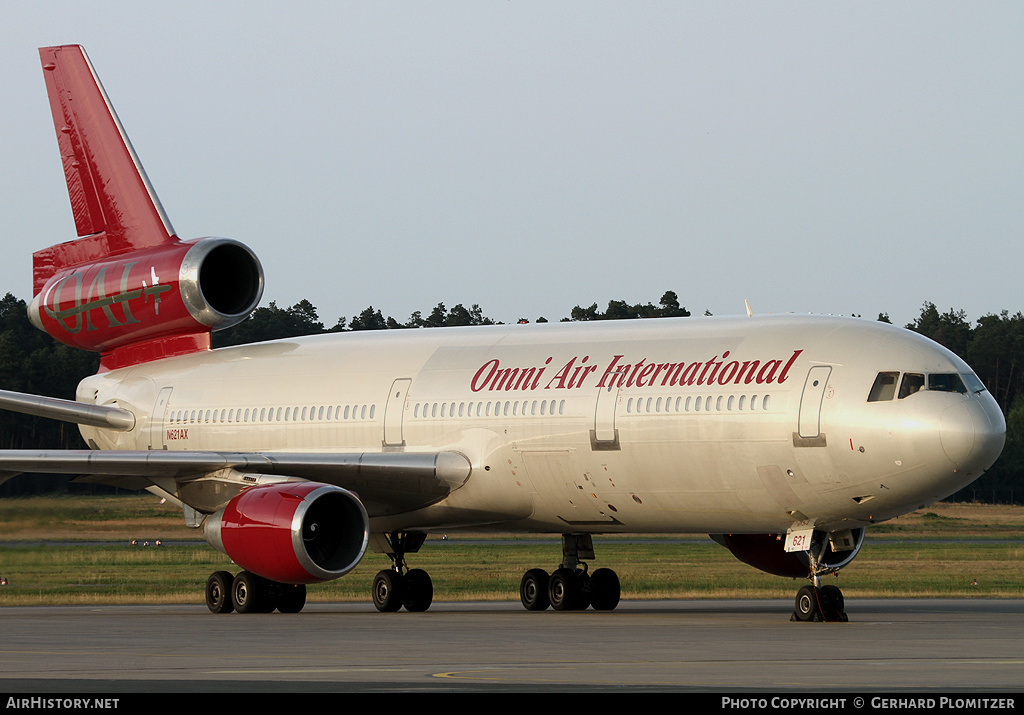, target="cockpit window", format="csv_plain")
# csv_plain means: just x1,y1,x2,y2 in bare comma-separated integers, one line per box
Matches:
929,373,969,394
867,372,899,402
899,373,925,399
960,373,986,393
869,370,985,402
